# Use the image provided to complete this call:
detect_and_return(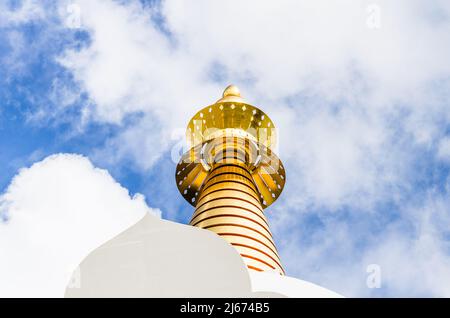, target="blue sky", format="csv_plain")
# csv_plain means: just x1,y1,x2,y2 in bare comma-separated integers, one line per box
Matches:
1,0,450,297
